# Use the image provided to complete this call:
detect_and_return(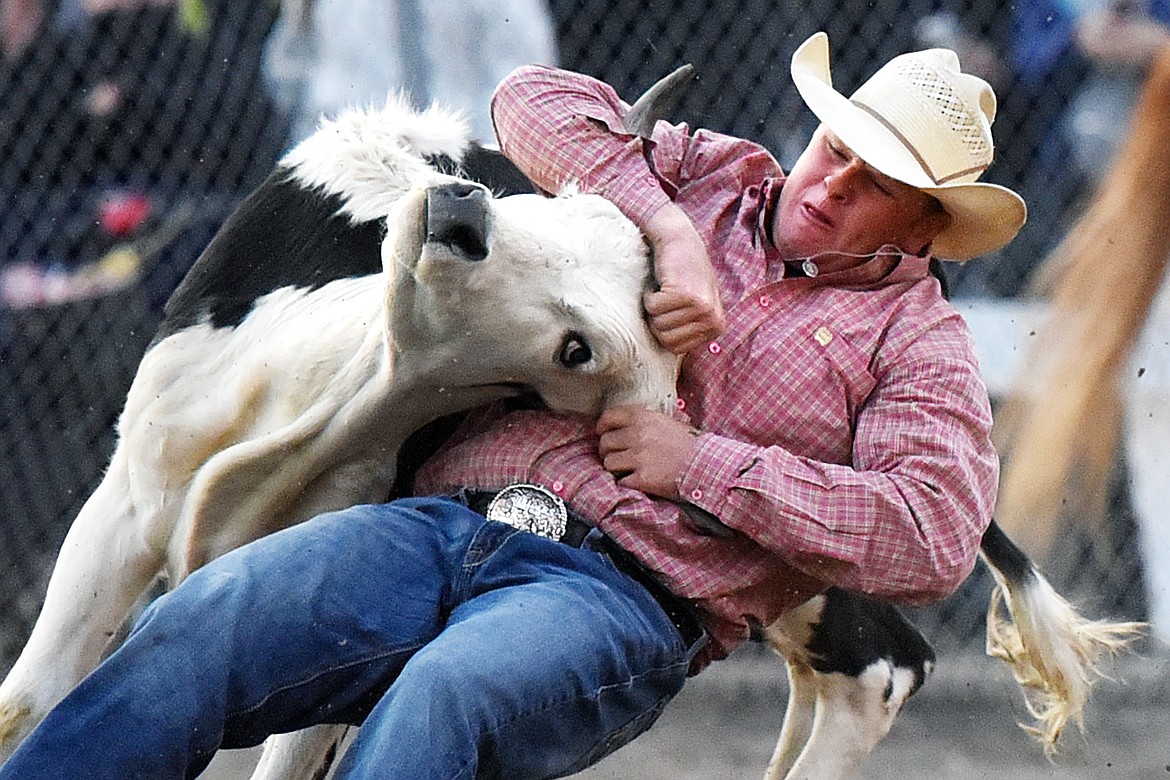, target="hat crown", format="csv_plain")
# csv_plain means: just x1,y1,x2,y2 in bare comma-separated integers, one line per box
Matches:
849,49,996,185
